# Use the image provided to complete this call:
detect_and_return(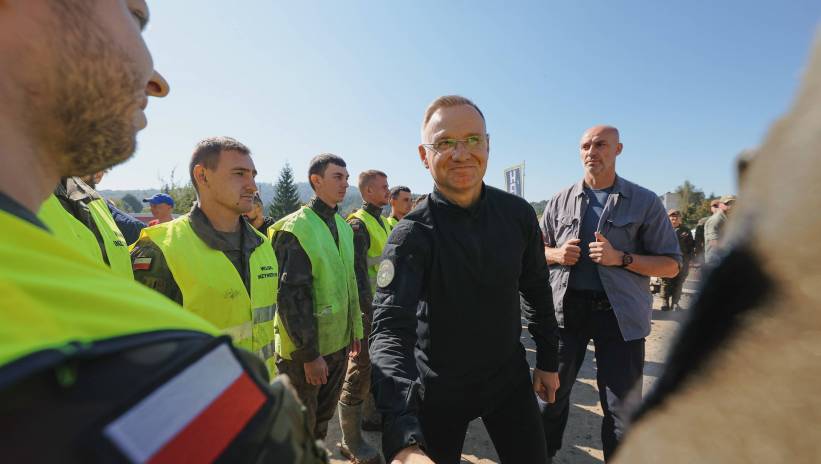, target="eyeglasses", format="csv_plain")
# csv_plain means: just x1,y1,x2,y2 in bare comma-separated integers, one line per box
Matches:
422,134,488,155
